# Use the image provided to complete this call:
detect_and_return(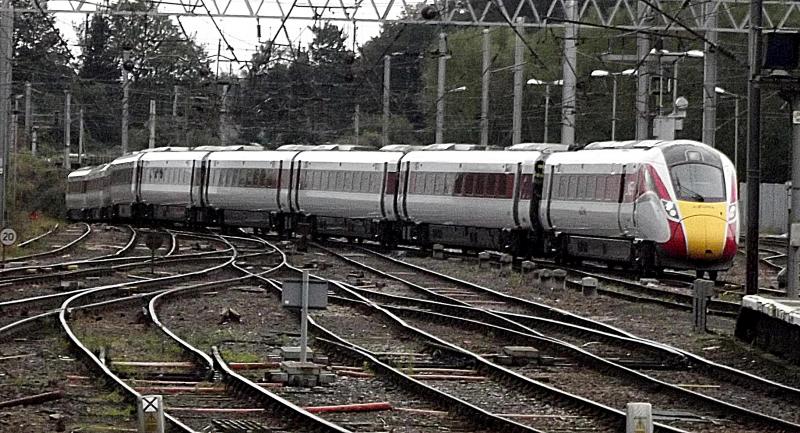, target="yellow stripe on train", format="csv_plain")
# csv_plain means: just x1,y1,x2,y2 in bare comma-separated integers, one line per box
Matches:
677,201,727,261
